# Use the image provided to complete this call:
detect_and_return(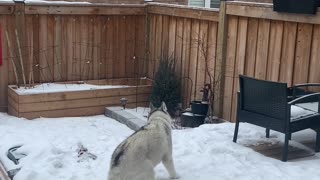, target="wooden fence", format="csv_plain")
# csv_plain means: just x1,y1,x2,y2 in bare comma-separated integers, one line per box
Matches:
222,2,320,121
147,3,219,108
1,1,320,121
0,2,146,112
